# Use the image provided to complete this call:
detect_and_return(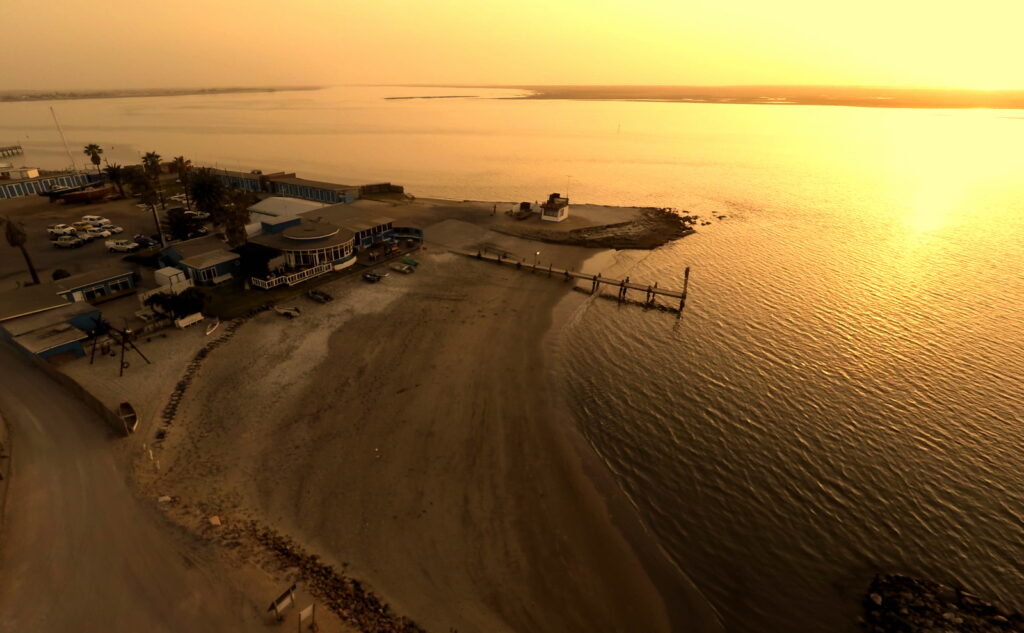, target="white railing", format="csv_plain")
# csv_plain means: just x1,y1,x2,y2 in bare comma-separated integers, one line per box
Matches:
250,263,332,290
